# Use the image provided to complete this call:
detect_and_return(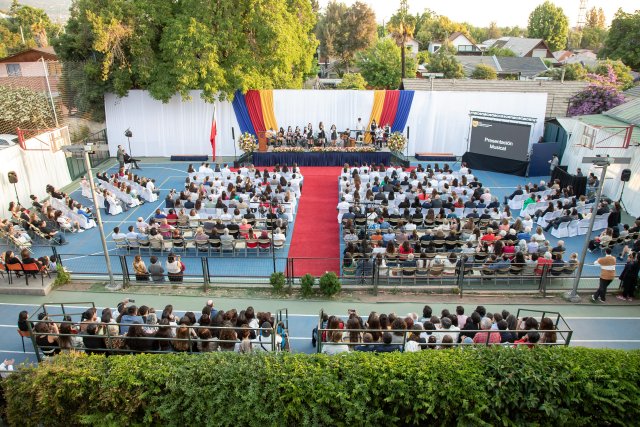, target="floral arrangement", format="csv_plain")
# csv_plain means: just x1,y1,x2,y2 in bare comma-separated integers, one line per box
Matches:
387,132,407,152
310,146,376,153
238,132,258,153
272,146,305,152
